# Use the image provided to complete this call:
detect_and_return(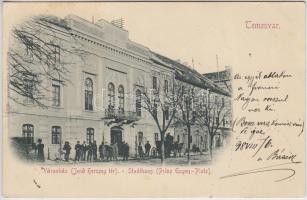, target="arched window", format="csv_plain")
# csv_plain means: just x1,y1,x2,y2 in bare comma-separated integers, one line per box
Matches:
86,128,94,143
108,83,115,112
51,126,61,144
22,124,34,145
136,89,142,117
118,85,124,114
85,78,93,110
